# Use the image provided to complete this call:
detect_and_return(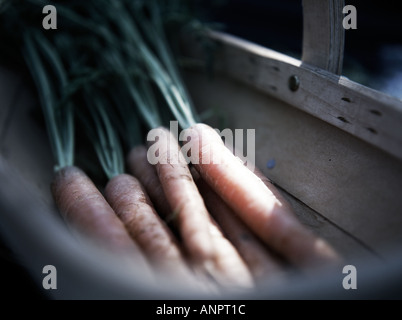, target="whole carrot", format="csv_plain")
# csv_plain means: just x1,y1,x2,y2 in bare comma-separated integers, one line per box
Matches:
147,127,214,266
184,123,341,270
